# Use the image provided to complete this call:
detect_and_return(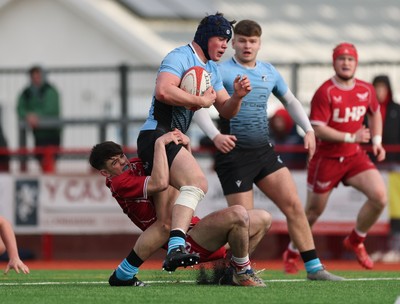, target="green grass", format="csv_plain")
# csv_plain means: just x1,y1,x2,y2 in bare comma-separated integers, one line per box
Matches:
1,269,399,304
